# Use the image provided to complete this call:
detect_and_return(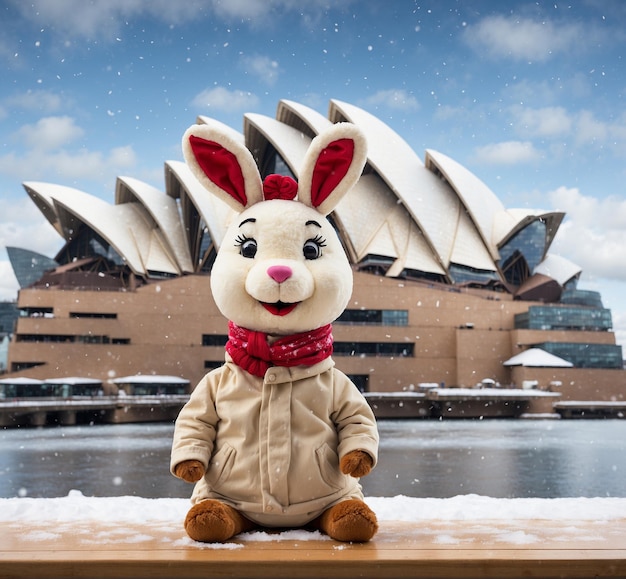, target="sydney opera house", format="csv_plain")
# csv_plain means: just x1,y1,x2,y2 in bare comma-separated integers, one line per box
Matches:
5,99,625,417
